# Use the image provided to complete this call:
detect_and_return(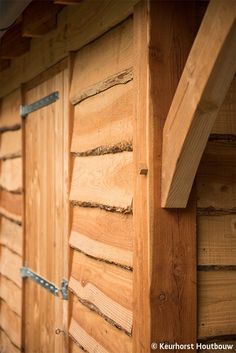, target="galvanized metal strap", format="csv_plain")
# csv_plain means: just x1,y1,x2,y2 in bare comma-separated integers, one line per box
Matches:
20,91,59,118
20,267,68,300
